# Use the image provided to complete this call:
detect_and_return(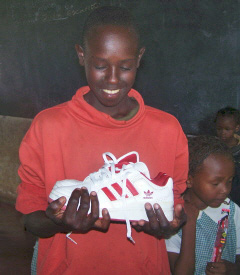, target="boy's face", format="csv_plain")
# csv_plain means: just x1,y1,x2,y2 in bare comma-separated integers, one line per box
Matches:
187,154,234,209
76,25,145,115
216,116,239,144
